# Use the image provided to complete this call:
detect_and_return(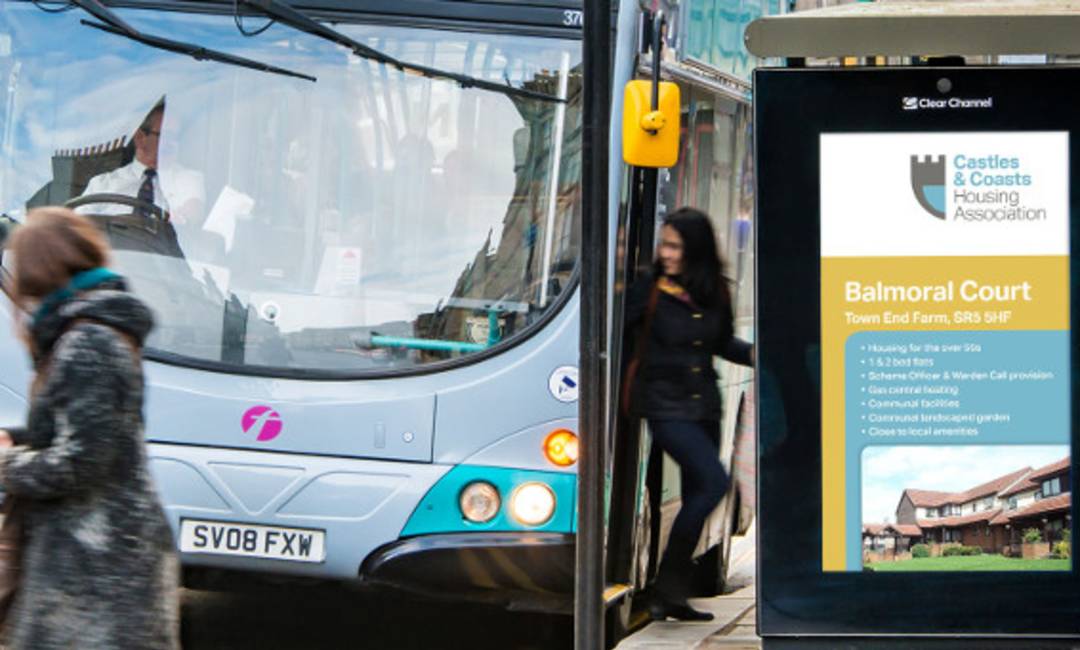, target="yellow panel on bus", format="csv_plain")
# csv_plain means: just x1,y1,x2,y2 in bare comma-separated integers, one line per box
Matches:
622,80,680,168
